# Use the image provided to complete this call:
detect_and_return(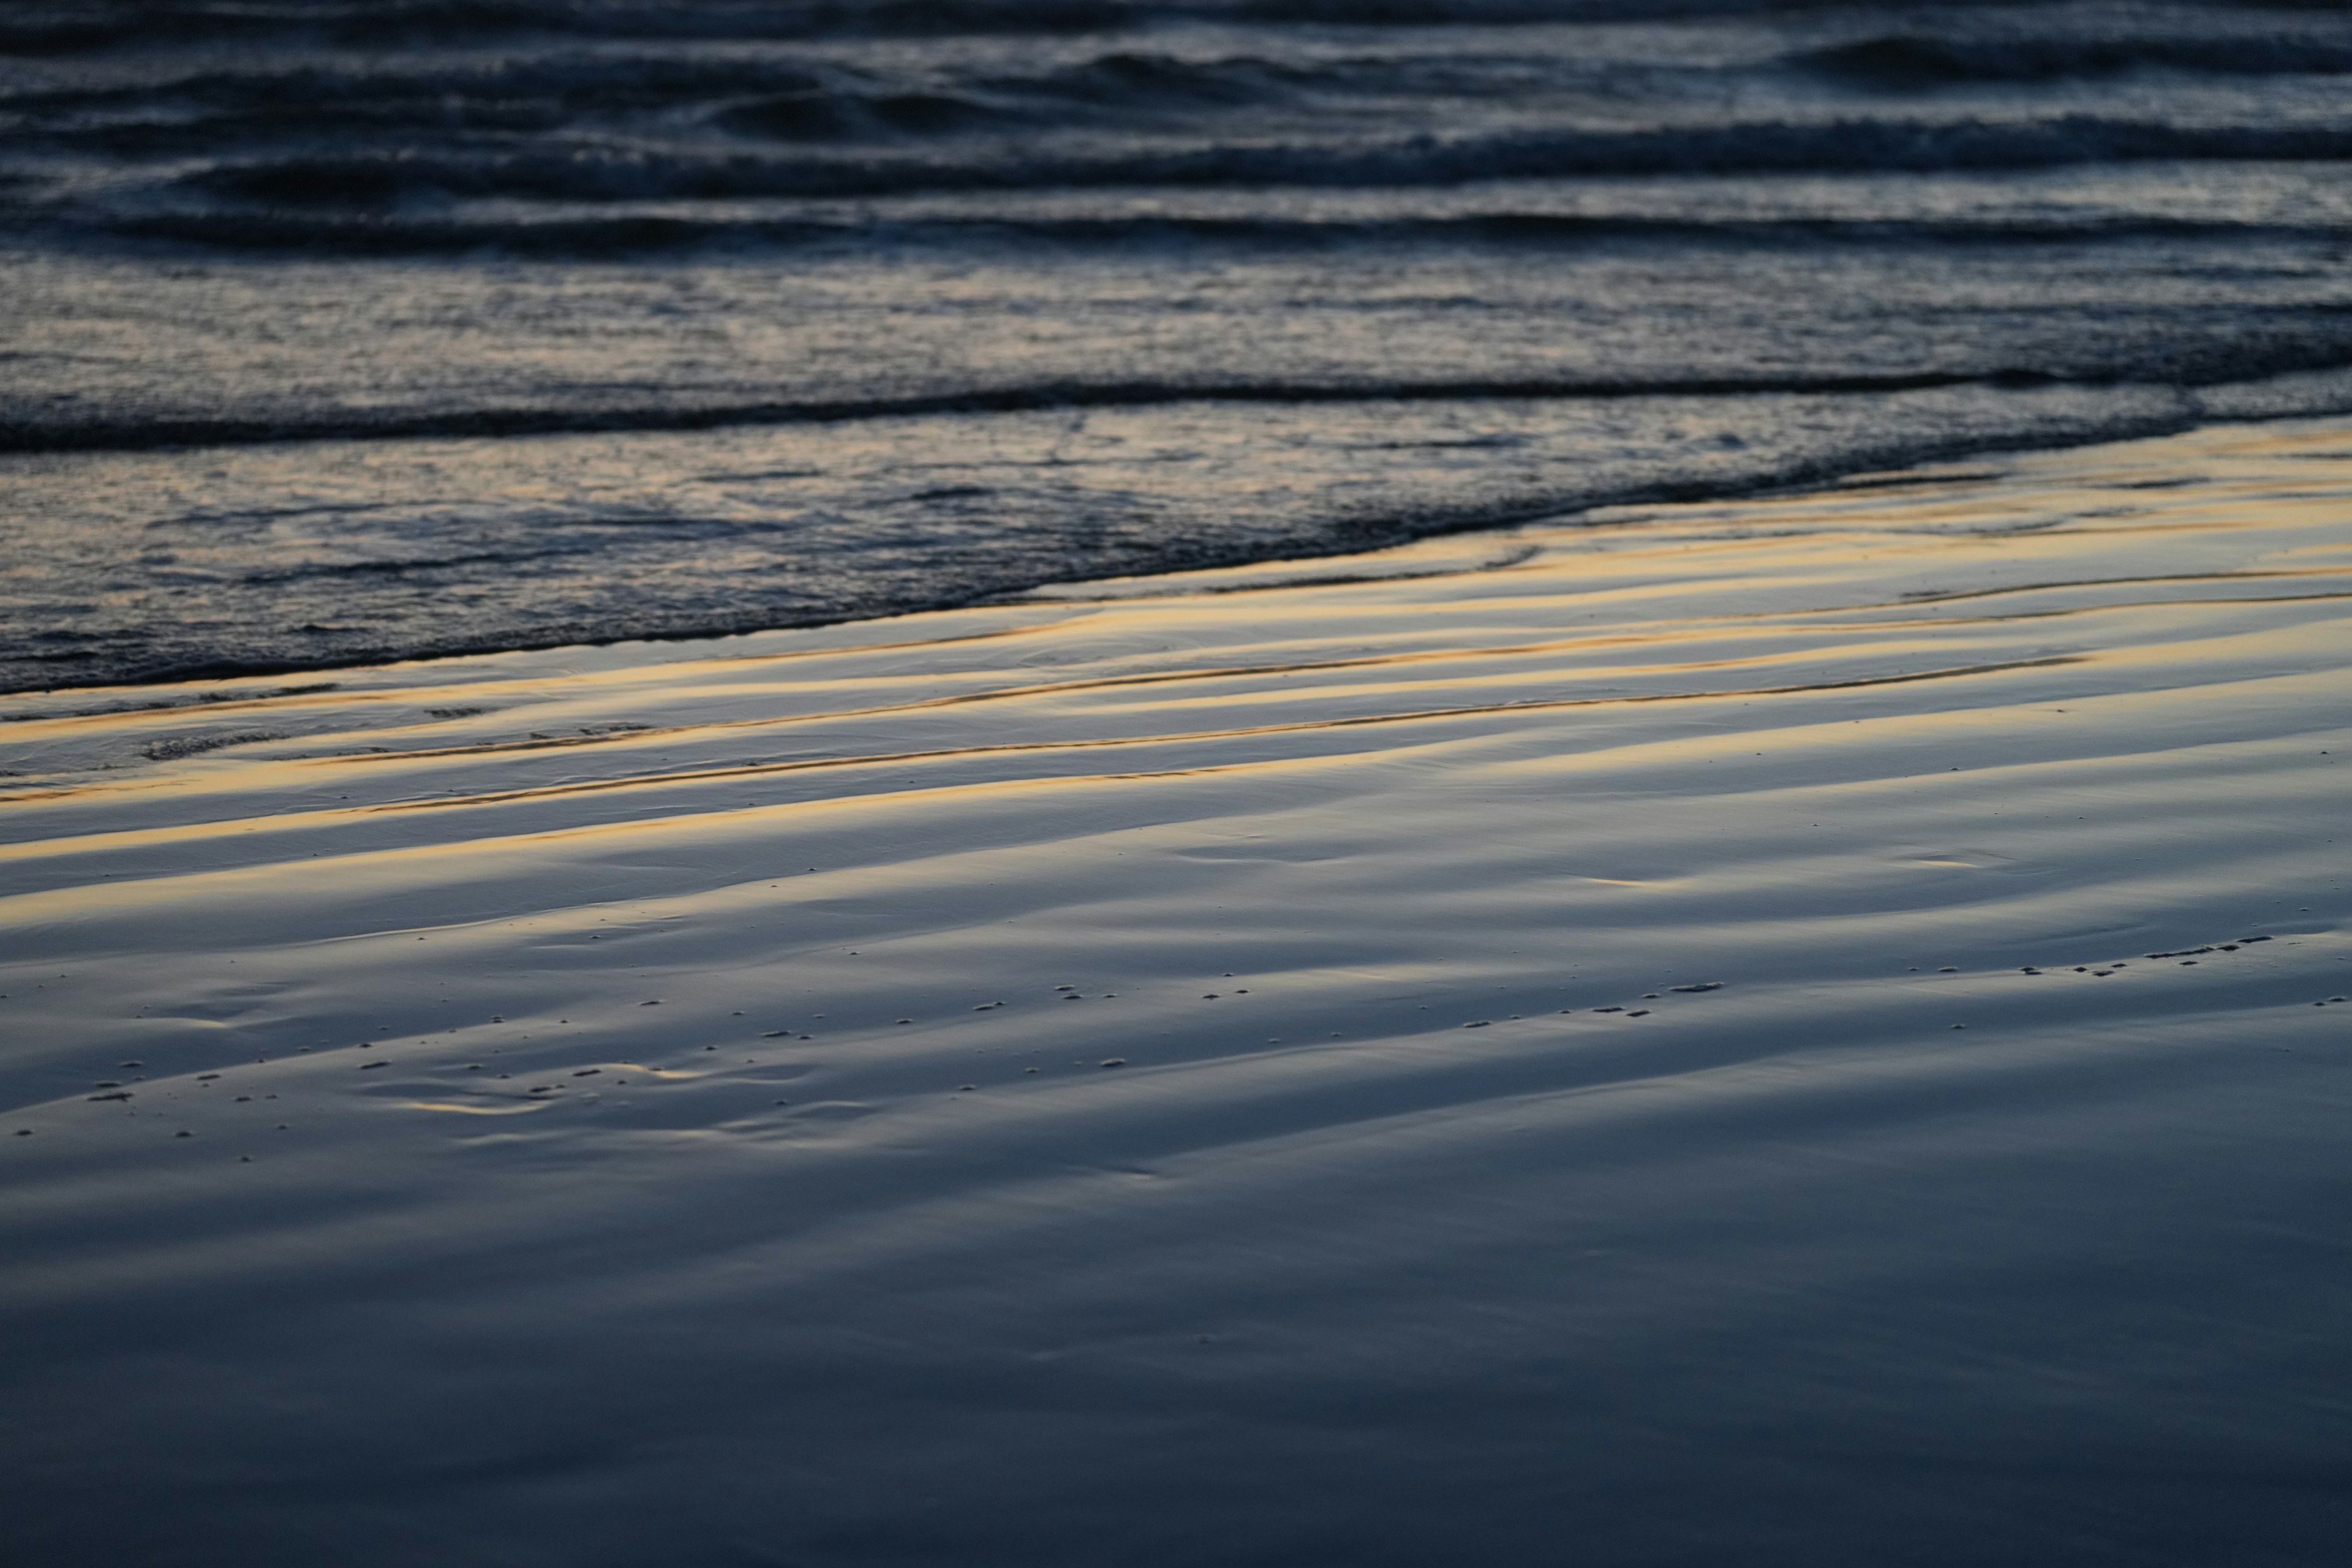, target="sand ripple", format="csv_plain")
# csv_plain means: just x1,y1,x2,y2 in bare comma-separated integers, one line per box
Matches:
2,420,2348,1563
